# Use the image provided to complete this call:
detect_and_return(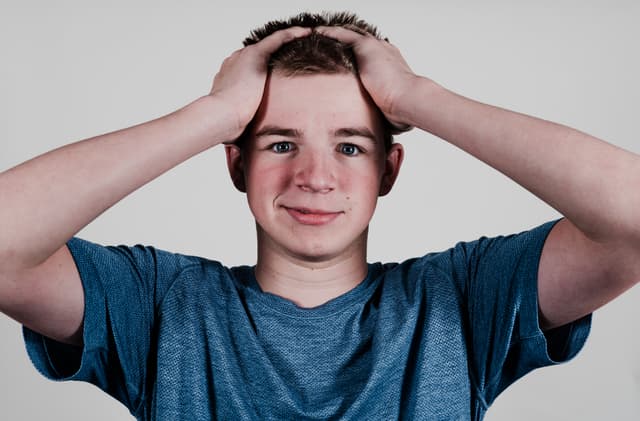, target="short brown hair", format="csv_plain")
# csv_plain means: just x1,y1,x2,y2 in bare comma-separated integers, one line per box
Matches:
241,12,396,150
